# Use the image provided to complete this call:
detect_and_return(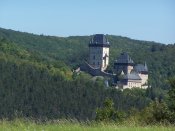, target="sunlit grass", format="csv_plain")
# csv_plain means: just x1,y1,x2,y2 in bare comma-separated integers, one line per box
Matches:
0,119,174,131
